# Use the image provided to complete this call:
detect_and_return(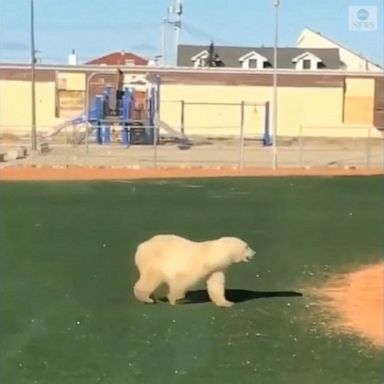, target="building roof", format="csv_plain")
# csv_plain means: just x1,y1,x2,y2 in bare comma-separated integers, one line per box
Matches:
86,51,148,66
177,45,341,69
